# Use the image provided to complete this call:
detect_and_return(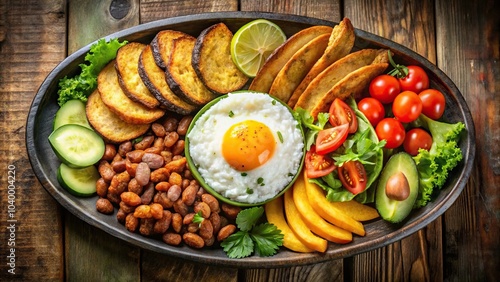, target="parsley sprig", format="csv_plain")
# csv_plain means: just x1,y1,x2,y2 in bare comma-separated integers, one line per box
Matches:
220,206,283,259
